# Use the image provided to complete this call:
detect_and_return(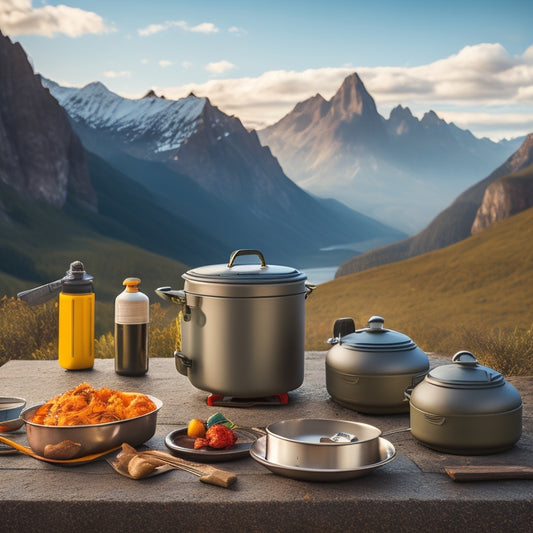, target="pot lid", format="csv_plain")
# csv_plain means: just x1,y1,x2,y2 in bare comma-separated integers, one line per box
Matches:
333,316,418,352
427,351,505,388
183,249,306,285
